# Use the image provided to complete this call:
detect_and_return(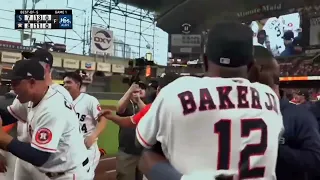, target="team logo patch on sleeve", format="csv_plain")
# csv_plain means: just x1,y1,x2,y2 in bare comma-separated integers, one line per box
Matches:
35,128,53,144
97,104,102,111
